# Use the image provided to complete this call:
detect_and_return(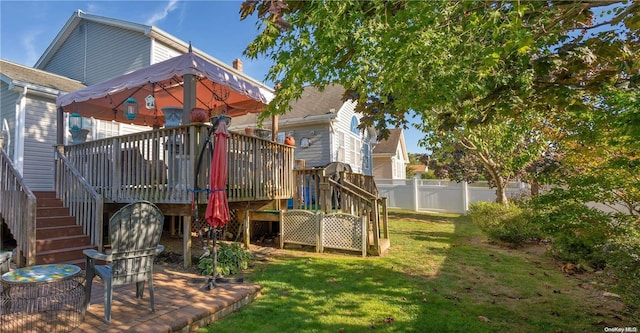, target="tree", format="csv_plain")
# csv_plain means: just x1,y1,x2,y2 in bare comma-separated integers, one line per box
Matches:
407,153,428,165
239,0,639,205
